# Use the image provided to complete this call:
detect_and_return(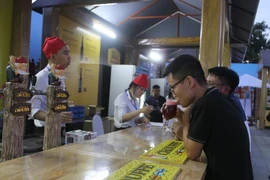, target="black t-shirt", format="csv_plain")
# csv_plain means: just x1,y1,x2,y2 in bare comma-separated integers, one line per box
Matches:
188,88,253,180
145,95,166,122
